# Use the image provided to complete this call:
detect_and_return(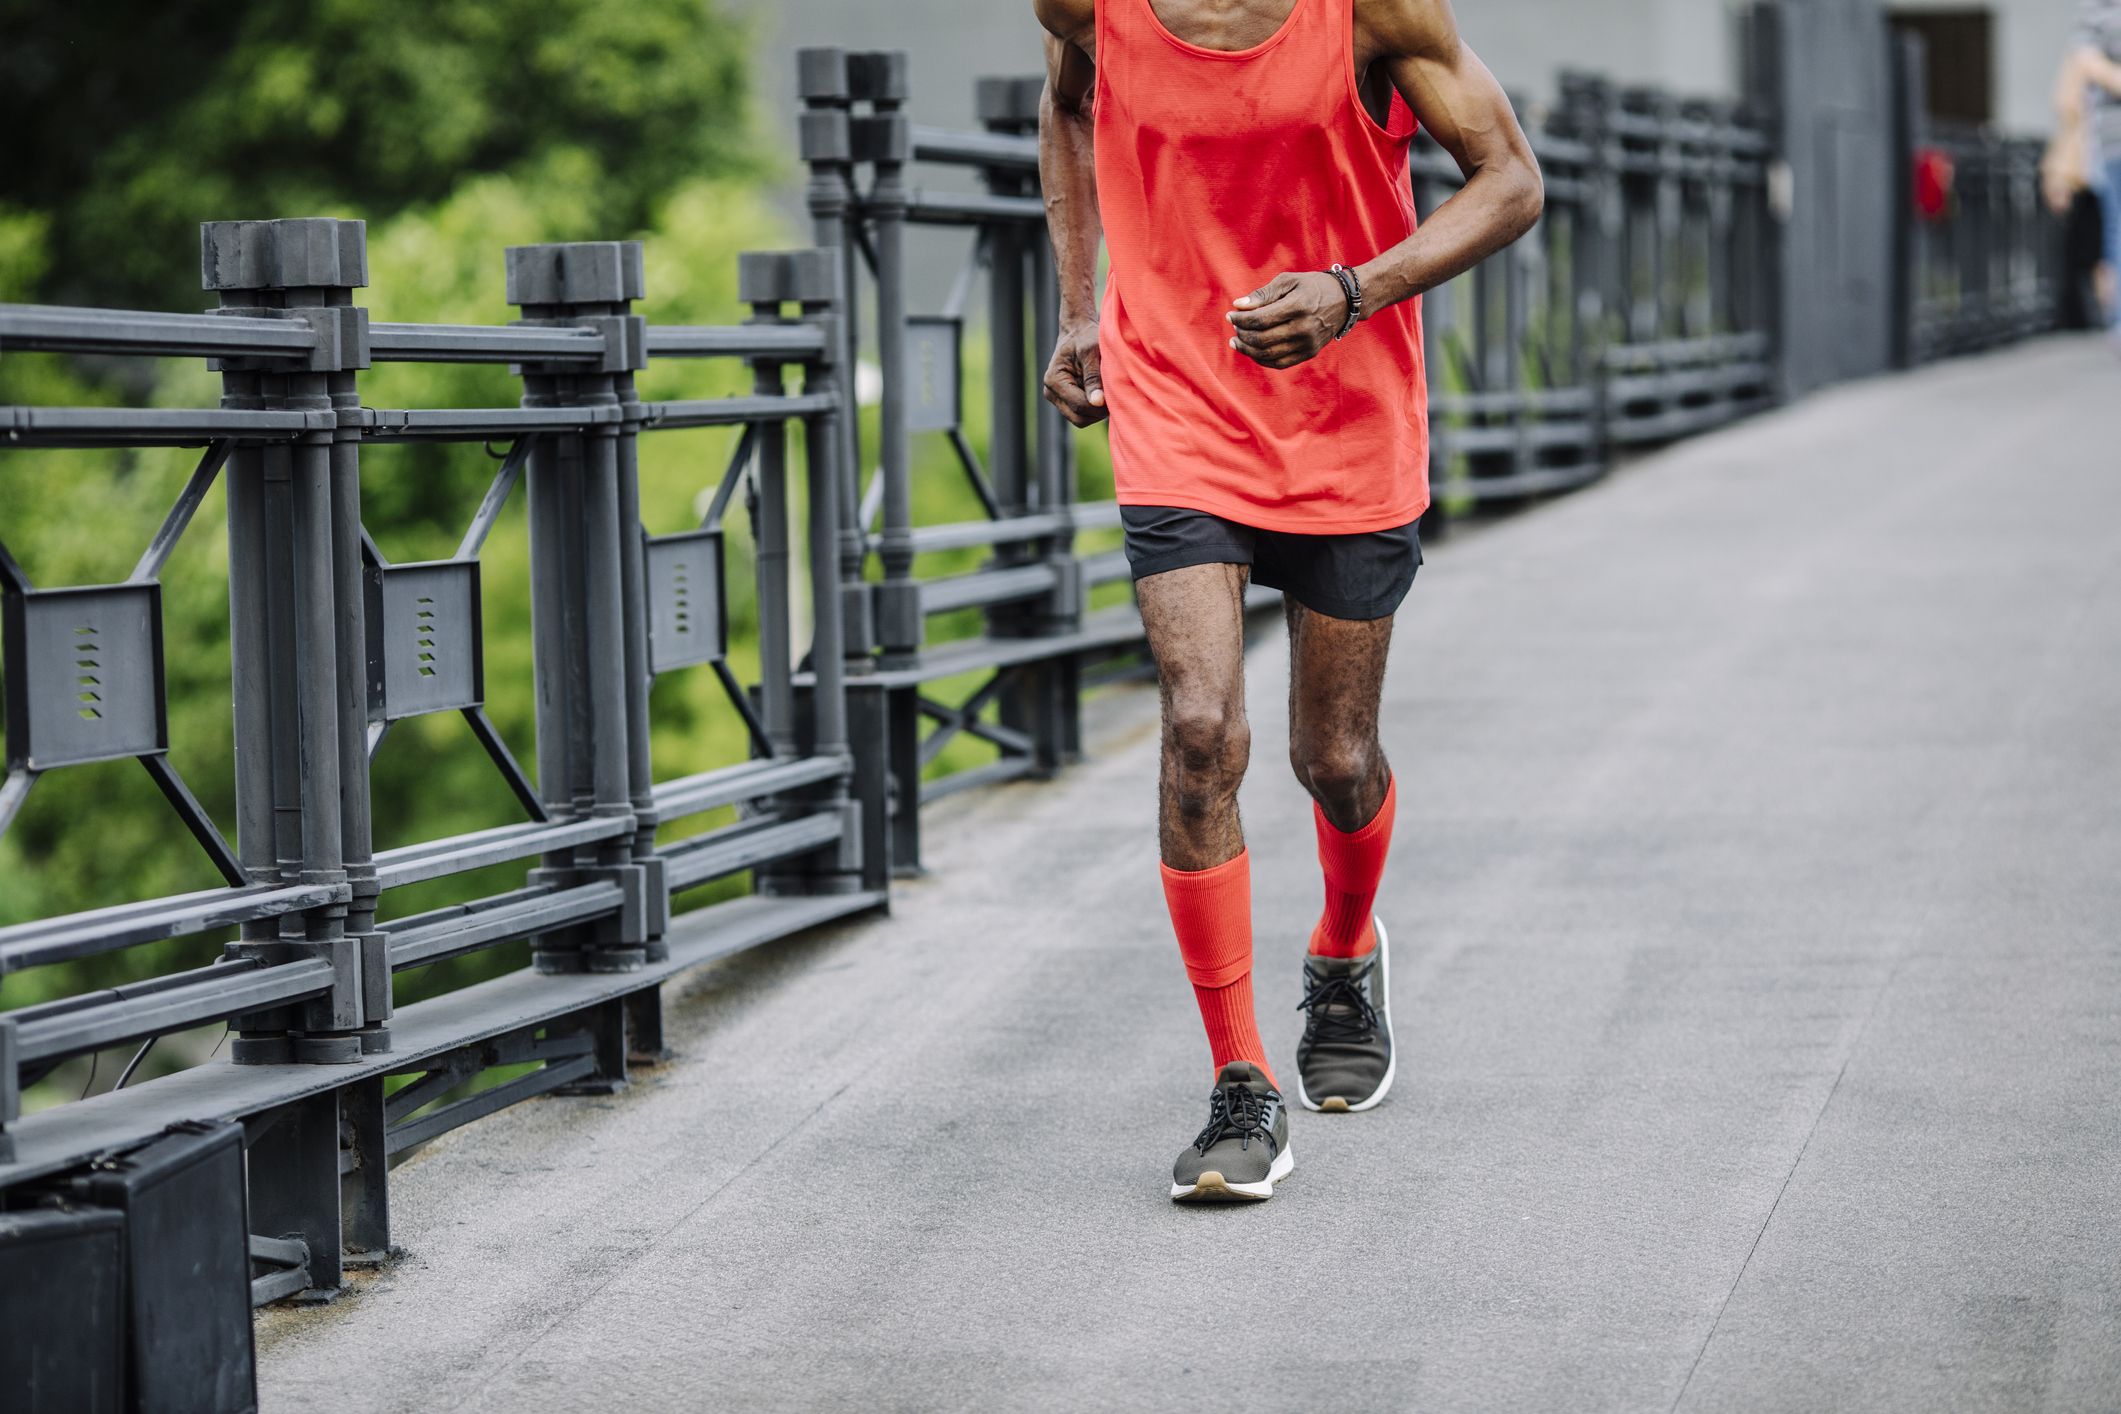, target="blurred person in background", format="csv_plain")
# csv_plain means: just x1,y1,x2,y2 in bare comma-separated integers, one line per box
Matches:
2045,43,2112,328
2067,1,2121,335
